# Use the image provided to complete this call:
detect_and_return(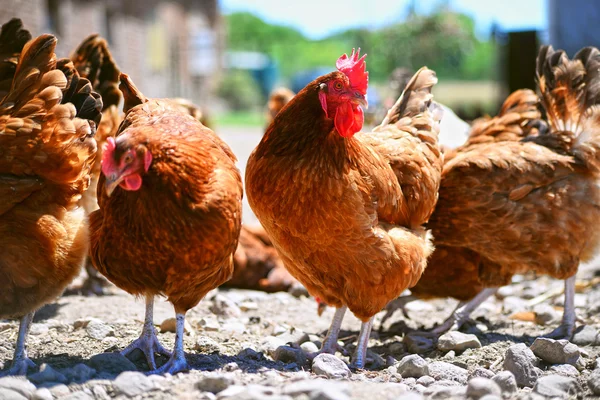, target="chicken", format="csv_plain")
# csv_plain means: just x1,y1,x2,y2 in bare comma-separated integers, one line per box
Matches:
89,74,243,374
70,34,121,295
387,46,600,339
245,49,443,368
0,32,101,375
0,18,31,100
265,87,295,127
